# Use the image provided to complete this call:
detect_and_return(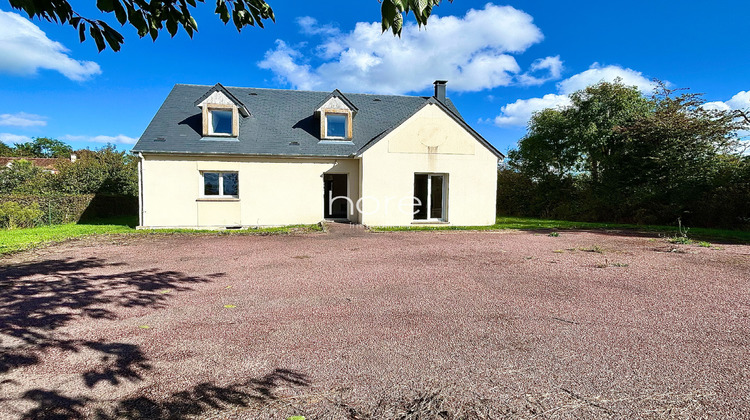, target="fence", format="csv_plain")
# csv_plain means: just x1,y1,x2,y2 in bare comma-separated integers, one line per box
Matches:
0,194,137,226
